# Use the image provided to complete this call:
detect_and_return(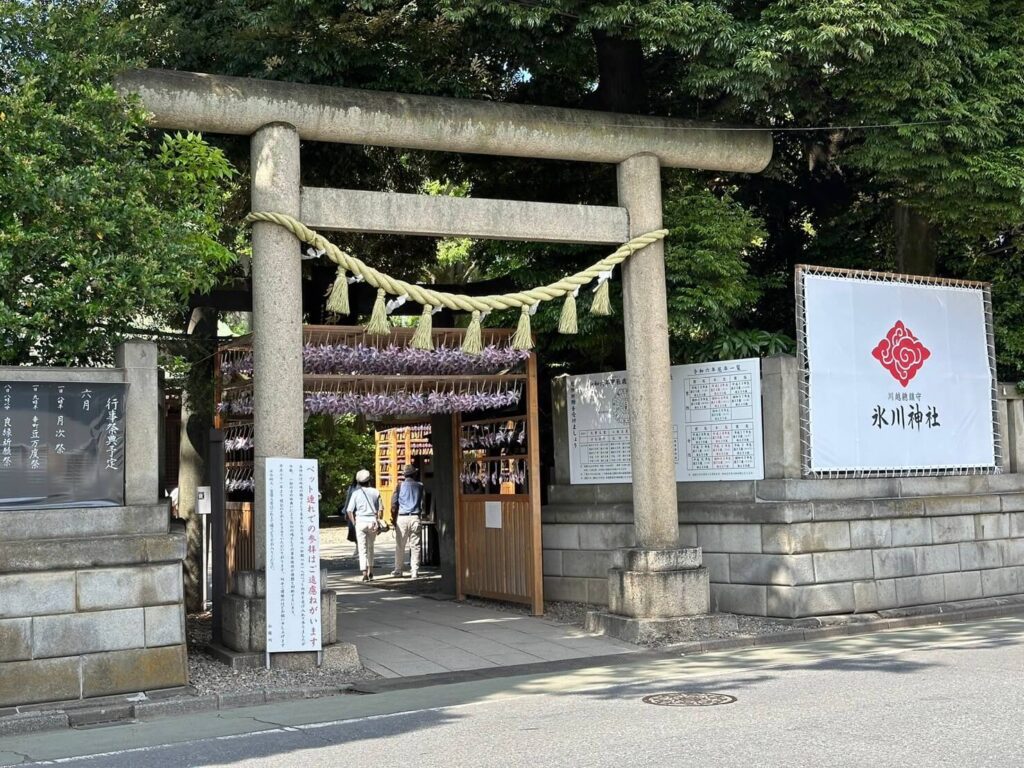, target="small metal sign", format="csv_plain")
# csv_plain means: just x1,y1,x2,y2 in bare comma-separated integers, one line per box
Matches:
642,692,737,707
196,486,212,516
